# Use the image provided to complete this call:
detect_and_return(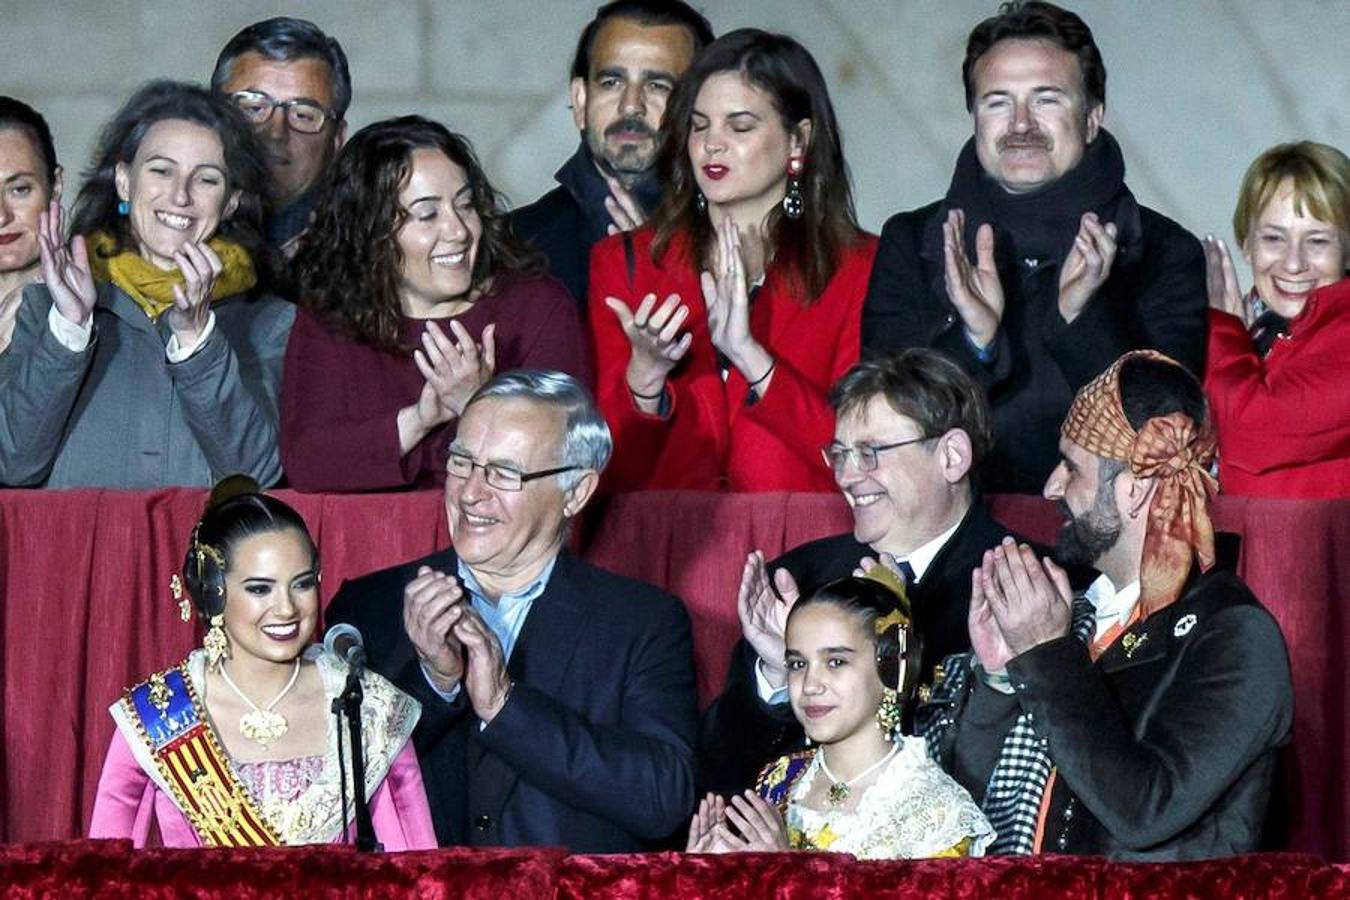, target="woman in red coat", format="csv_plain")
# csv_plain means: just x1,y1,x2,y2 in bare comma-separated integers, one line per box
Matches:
282,117,589,492
589,29,877,493
1202,141,1350,498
